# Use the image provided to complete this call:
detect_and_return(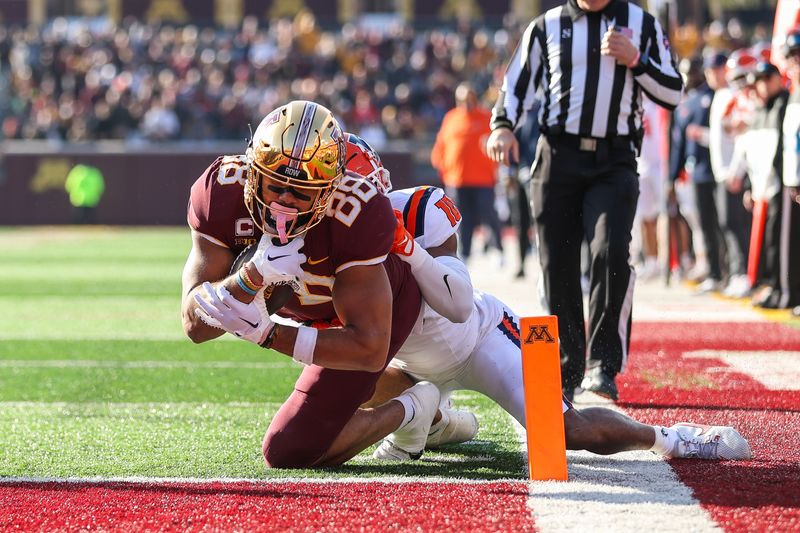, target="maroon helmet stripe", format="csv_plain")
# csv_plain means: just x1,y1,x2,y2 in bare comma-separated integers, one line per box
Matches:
289,103,317,169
